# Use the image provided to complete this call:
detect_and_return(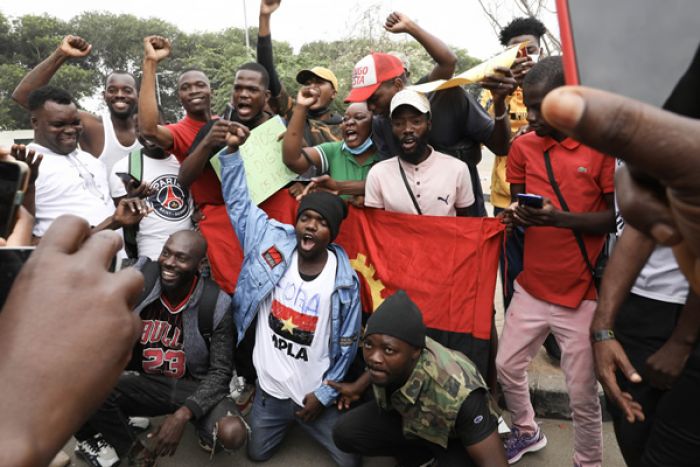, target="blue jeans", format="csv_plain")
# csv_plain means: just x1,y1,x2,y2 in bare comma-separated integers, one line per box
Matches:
247,382,360,467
